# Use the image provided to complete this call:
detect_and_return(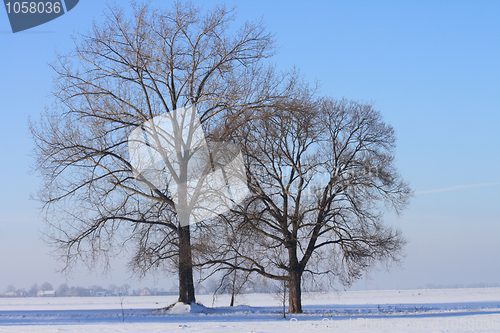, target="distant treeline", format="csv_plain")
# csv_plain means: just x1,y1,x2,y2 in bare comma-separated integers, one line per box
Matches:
4,281,499,298
417,283,500,290
1,283,177,297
